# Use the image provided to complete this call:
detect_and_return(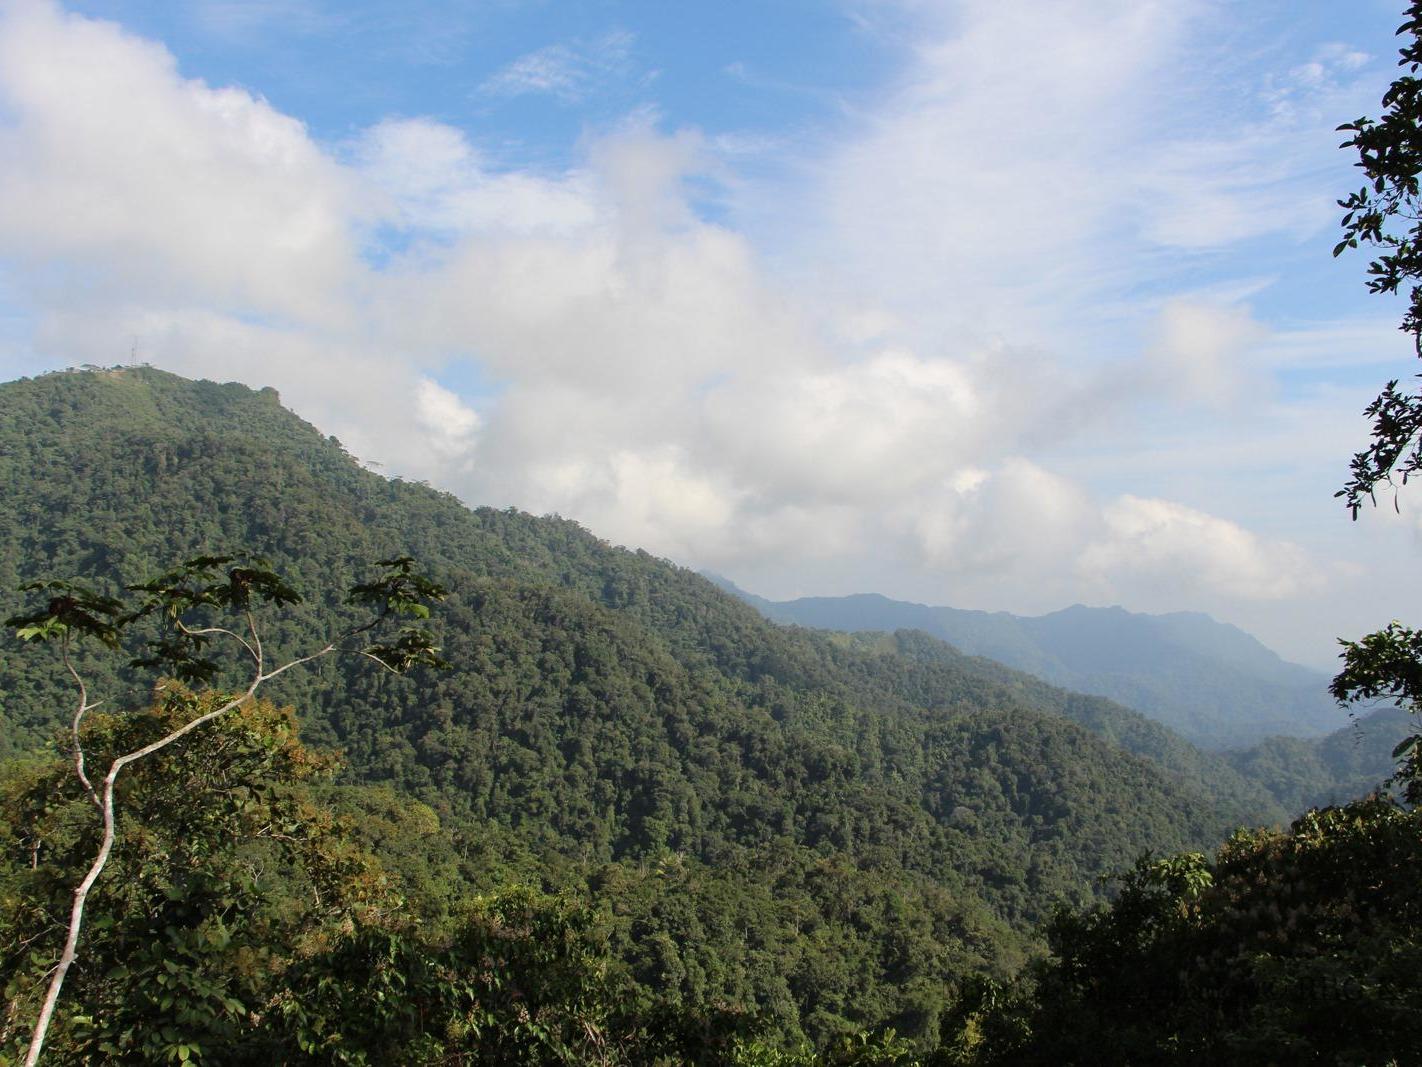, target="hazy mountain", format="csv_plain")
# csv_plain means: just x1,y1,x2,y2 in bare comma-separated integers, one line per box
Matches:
710,580,1343,749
